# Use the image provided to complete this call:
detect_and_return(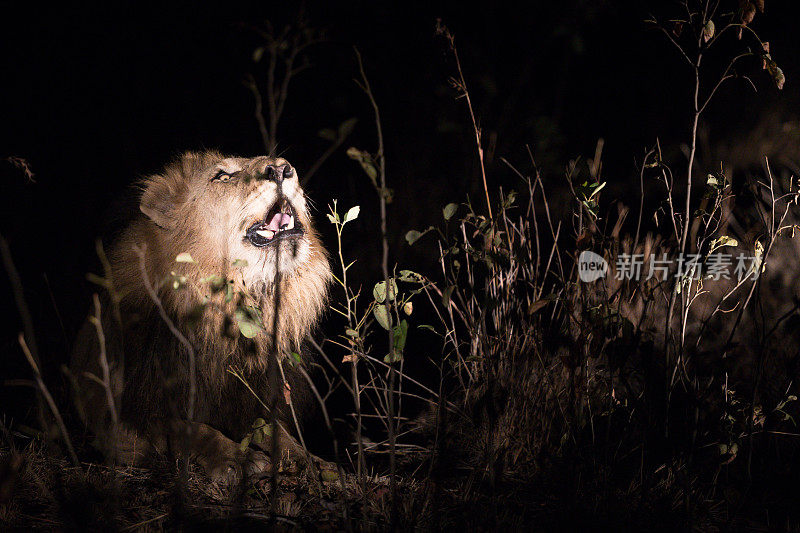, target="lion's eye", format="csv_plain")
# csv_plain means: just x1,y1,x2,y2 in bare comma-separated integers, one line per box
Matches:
284,166,295,178
212,170,232,182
